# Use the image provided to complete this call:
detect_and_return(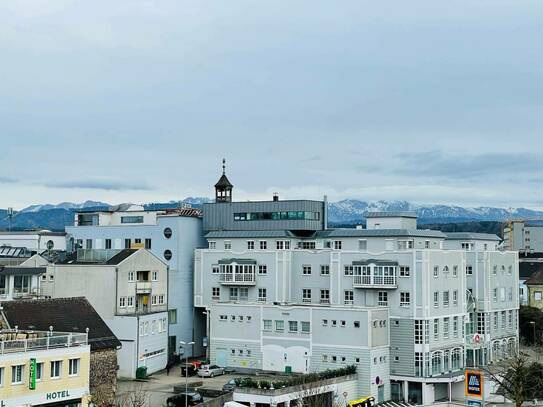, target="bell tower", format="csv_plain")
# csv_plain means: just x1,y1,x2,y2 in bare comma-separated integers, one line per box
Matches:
214,159,233,203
